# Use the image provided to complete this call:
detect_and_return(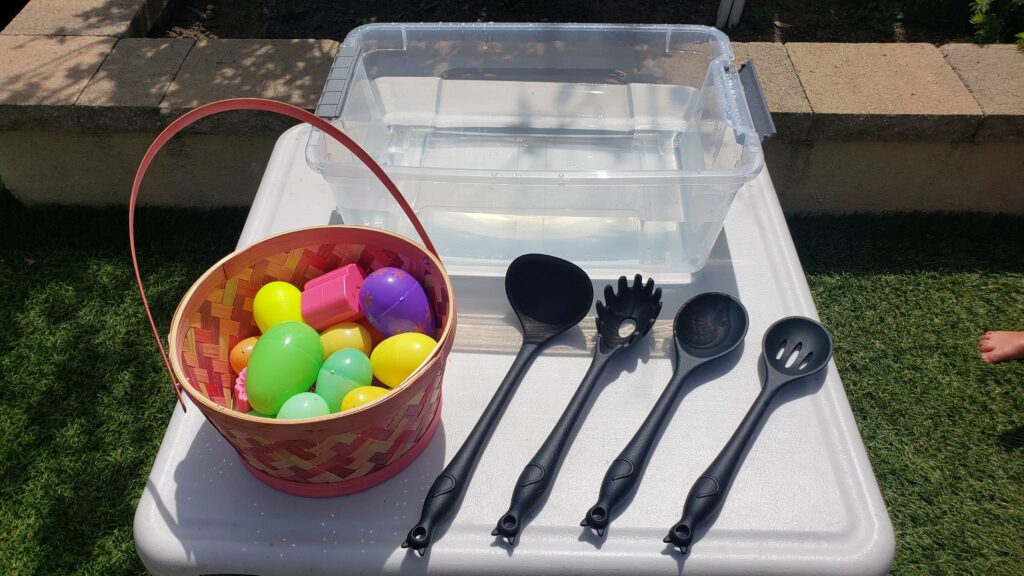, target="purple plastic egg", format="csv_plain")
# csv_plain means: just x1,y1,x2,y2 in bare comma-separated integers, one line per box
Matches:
358,267,436,338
